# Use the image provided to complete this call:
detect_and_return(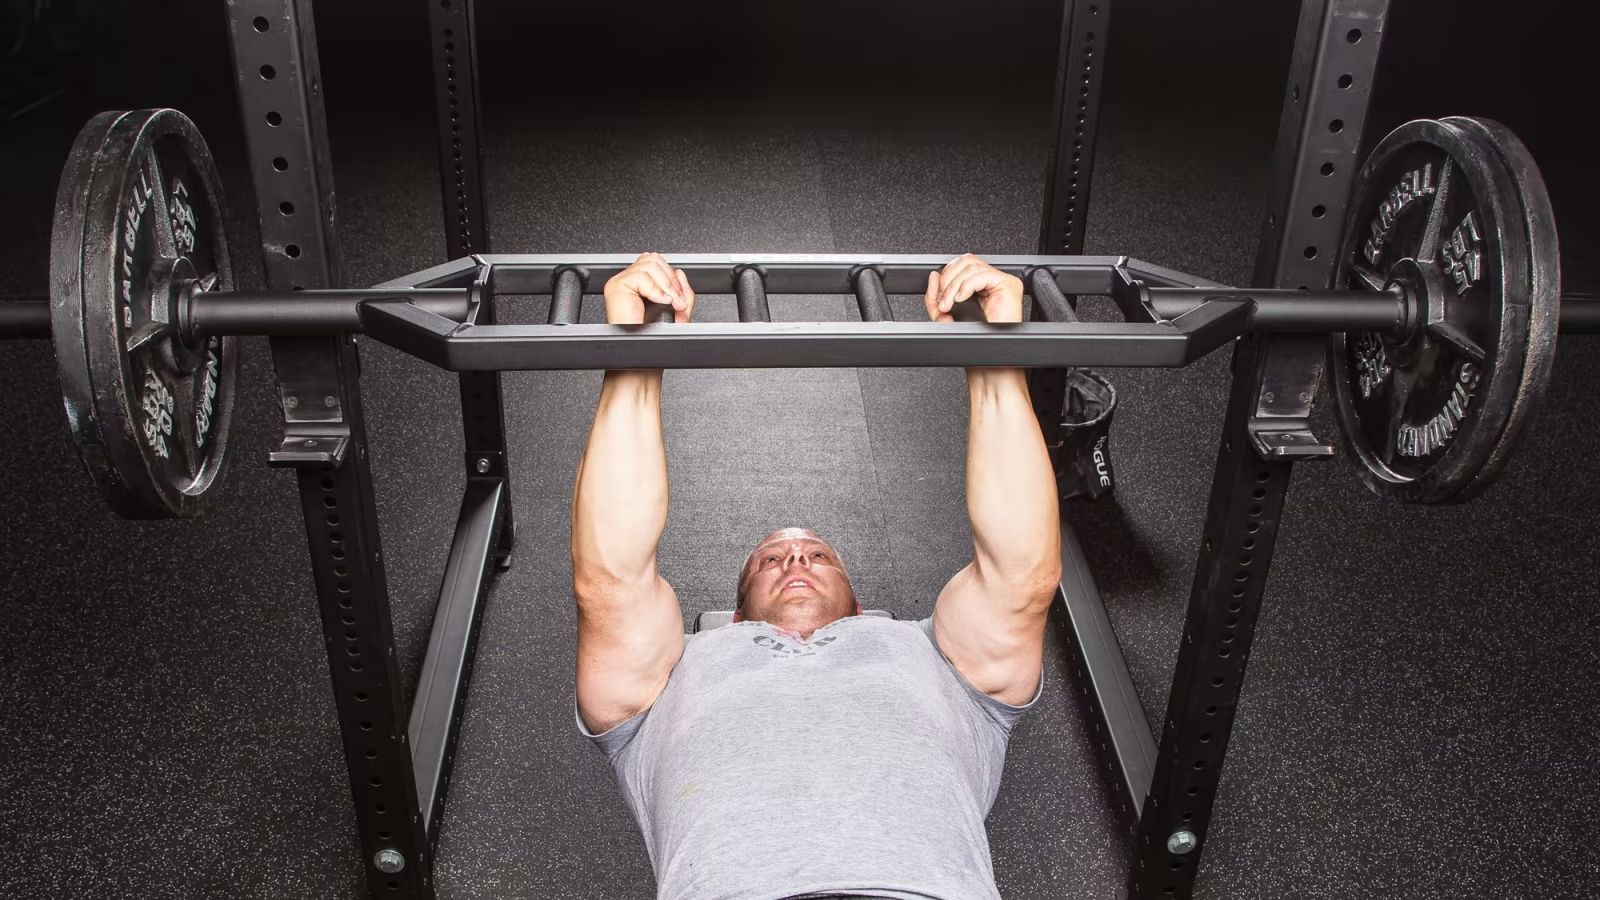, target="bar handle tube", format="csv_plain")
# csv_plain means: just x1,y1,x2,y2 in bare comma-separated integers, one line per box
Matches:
735,266,771,323
852,268,894,322
548,268,584,325
1027,268,1080,322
